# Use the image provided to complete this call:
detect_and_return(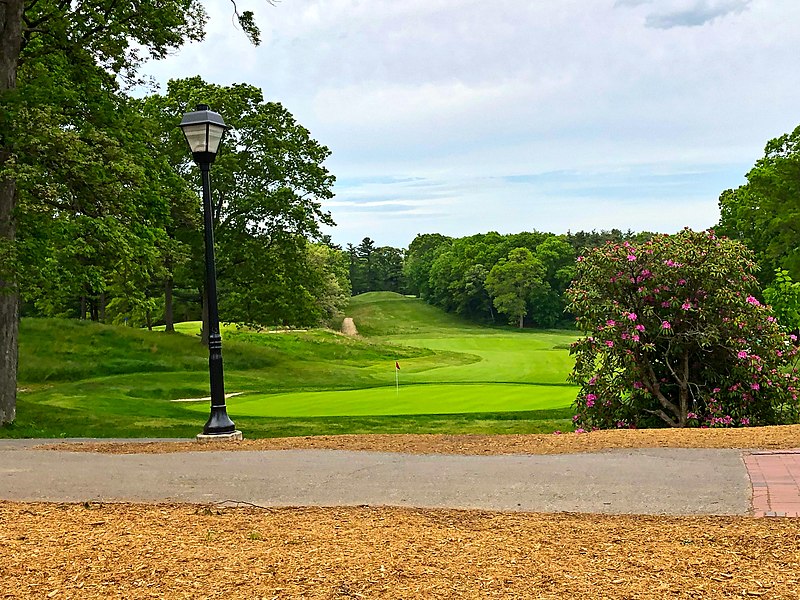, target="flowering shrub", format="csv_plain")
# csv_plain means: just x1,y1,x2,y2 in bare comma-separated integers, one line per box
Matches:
567,229,800,429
